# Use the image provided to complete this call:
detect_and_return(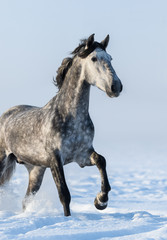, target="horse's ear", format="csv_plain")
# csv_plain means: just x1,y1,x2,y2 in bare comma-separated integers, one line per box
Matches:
101,34,110,49
86,34,95,49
